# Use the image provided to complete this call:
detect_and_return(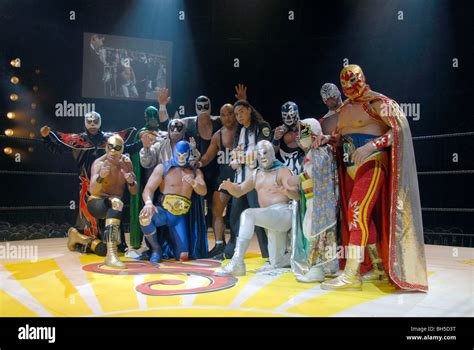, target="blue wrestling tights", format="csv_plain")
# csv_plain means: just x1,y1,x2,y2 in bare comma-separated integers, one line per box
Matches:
141,206,189,261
